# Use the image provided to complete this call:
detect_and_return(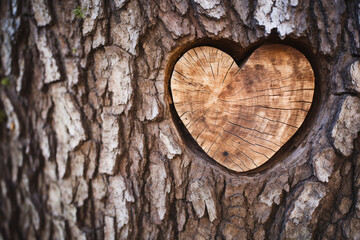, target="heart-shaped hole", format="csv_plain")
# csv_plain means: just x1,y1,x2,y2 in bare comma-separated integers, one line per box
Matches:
170,44,315,172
